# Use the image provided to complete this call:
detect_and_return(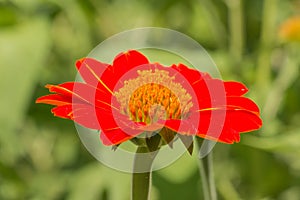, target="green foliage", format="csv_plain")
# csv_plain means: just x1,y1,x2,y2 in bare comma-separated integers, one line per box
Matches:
1,0,300,199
